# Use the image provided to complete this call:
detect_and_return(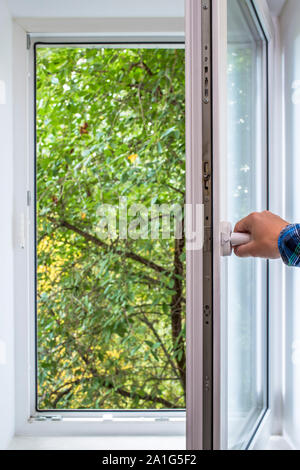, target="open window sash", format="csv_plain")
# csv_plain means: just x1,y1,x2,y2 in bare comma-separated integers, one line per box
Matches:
185,0,271,450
